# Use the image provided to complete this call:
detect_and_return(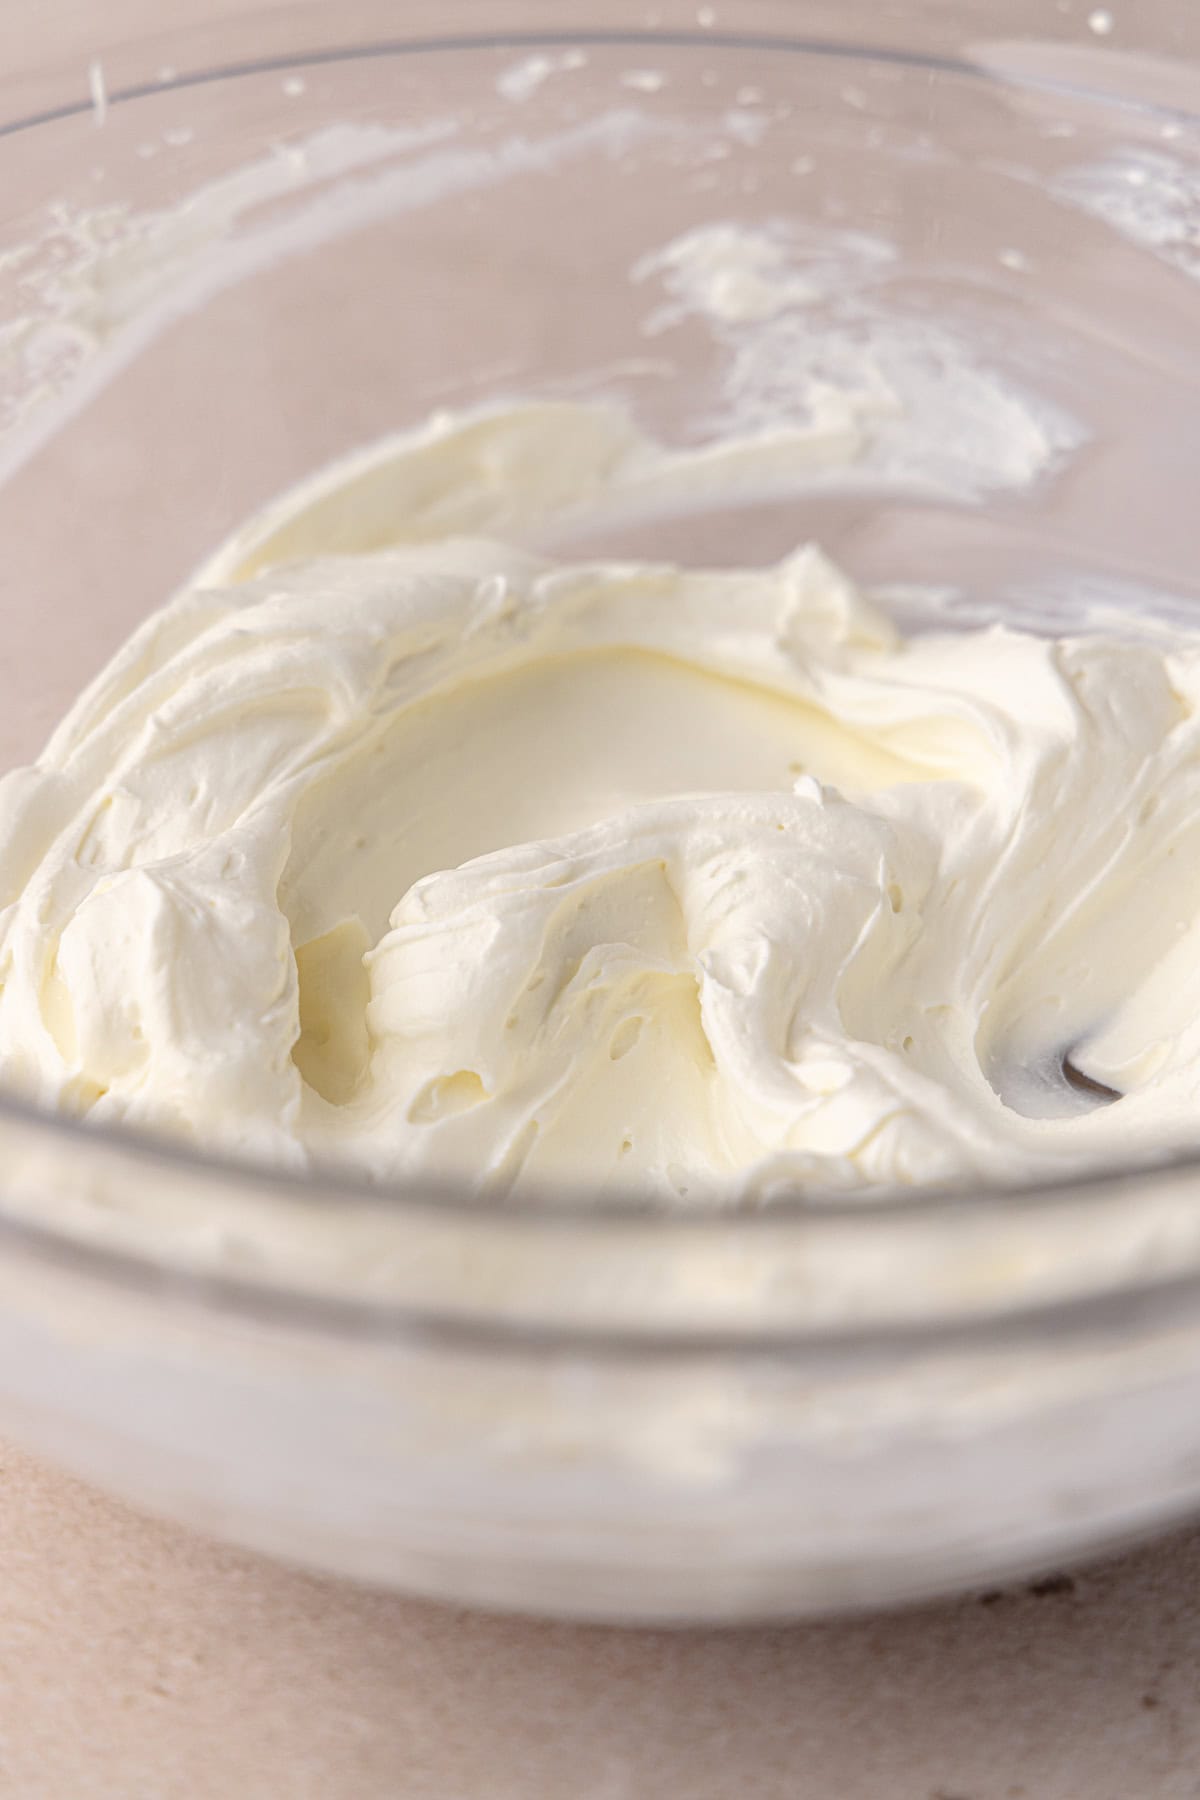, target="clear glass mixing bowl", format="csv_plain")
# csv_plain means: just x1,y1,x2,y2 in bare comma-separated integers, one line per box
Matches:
0,0,1198,1622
